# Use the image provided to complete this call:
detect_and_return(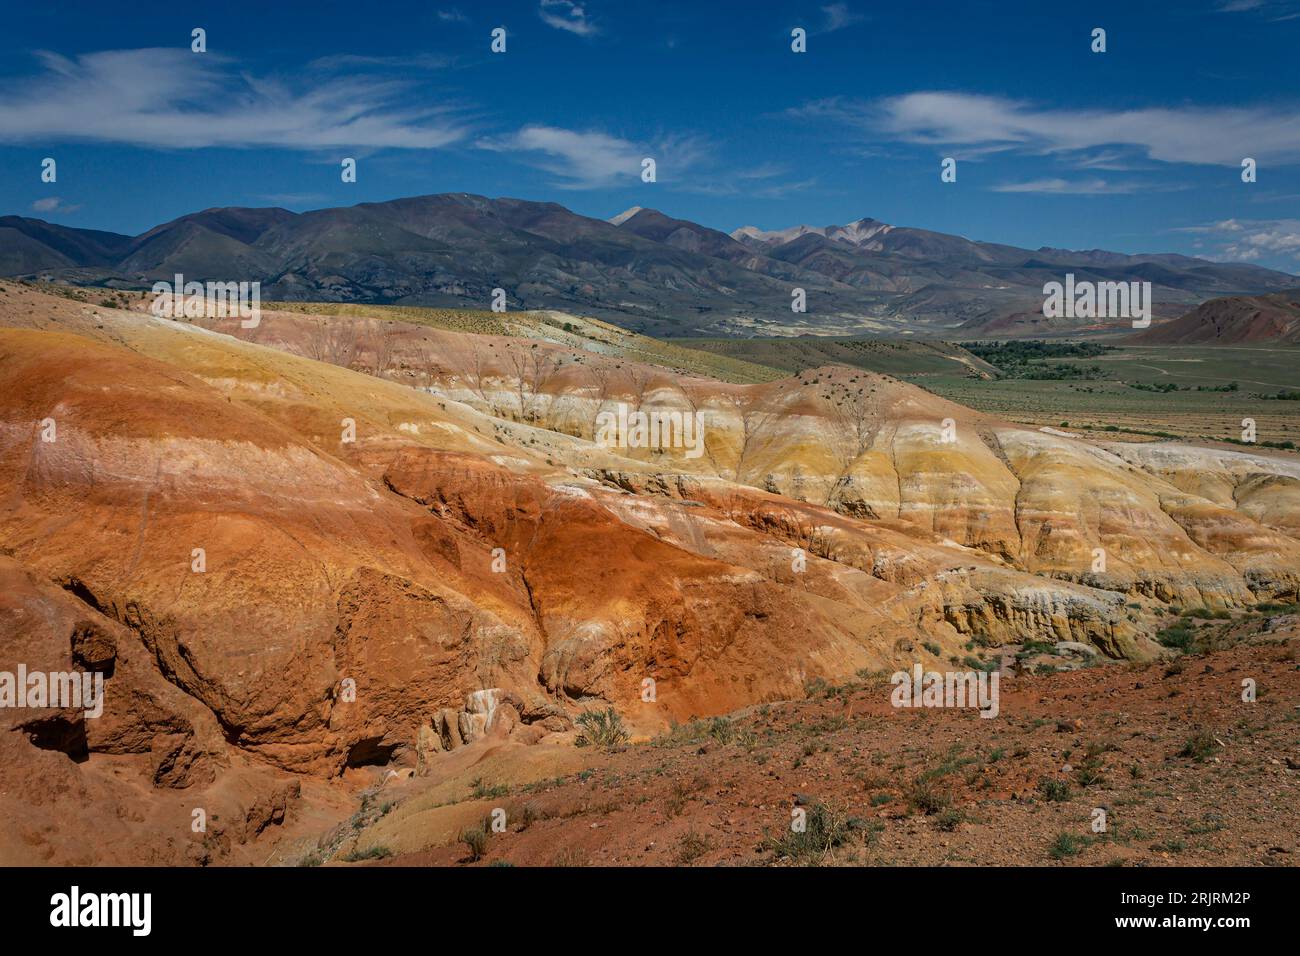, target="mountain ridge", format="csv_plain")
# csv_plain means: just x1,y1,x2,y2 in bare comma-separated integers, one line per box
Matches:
2,194,1294,337
1131,289,1300,345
